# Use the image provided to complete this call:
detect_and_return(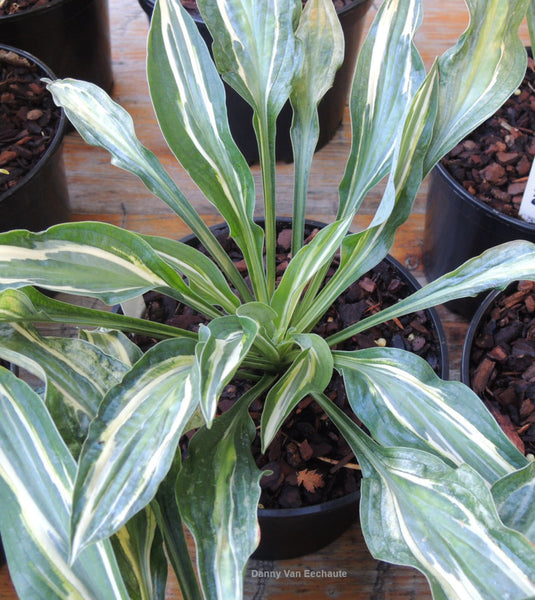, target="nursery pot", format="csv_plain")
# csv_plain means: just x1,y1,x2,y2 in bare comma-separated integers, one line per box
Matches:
174,218,448,560
137,0,373,163
0,0,113,92
0,45,70,232
422,162,535,319
461,282,535,456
